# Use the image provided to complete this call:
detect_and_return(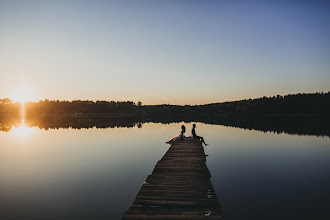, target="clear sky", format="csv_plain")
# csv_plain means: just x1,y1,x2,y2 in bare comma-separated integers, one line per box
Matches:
1,0,329,105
